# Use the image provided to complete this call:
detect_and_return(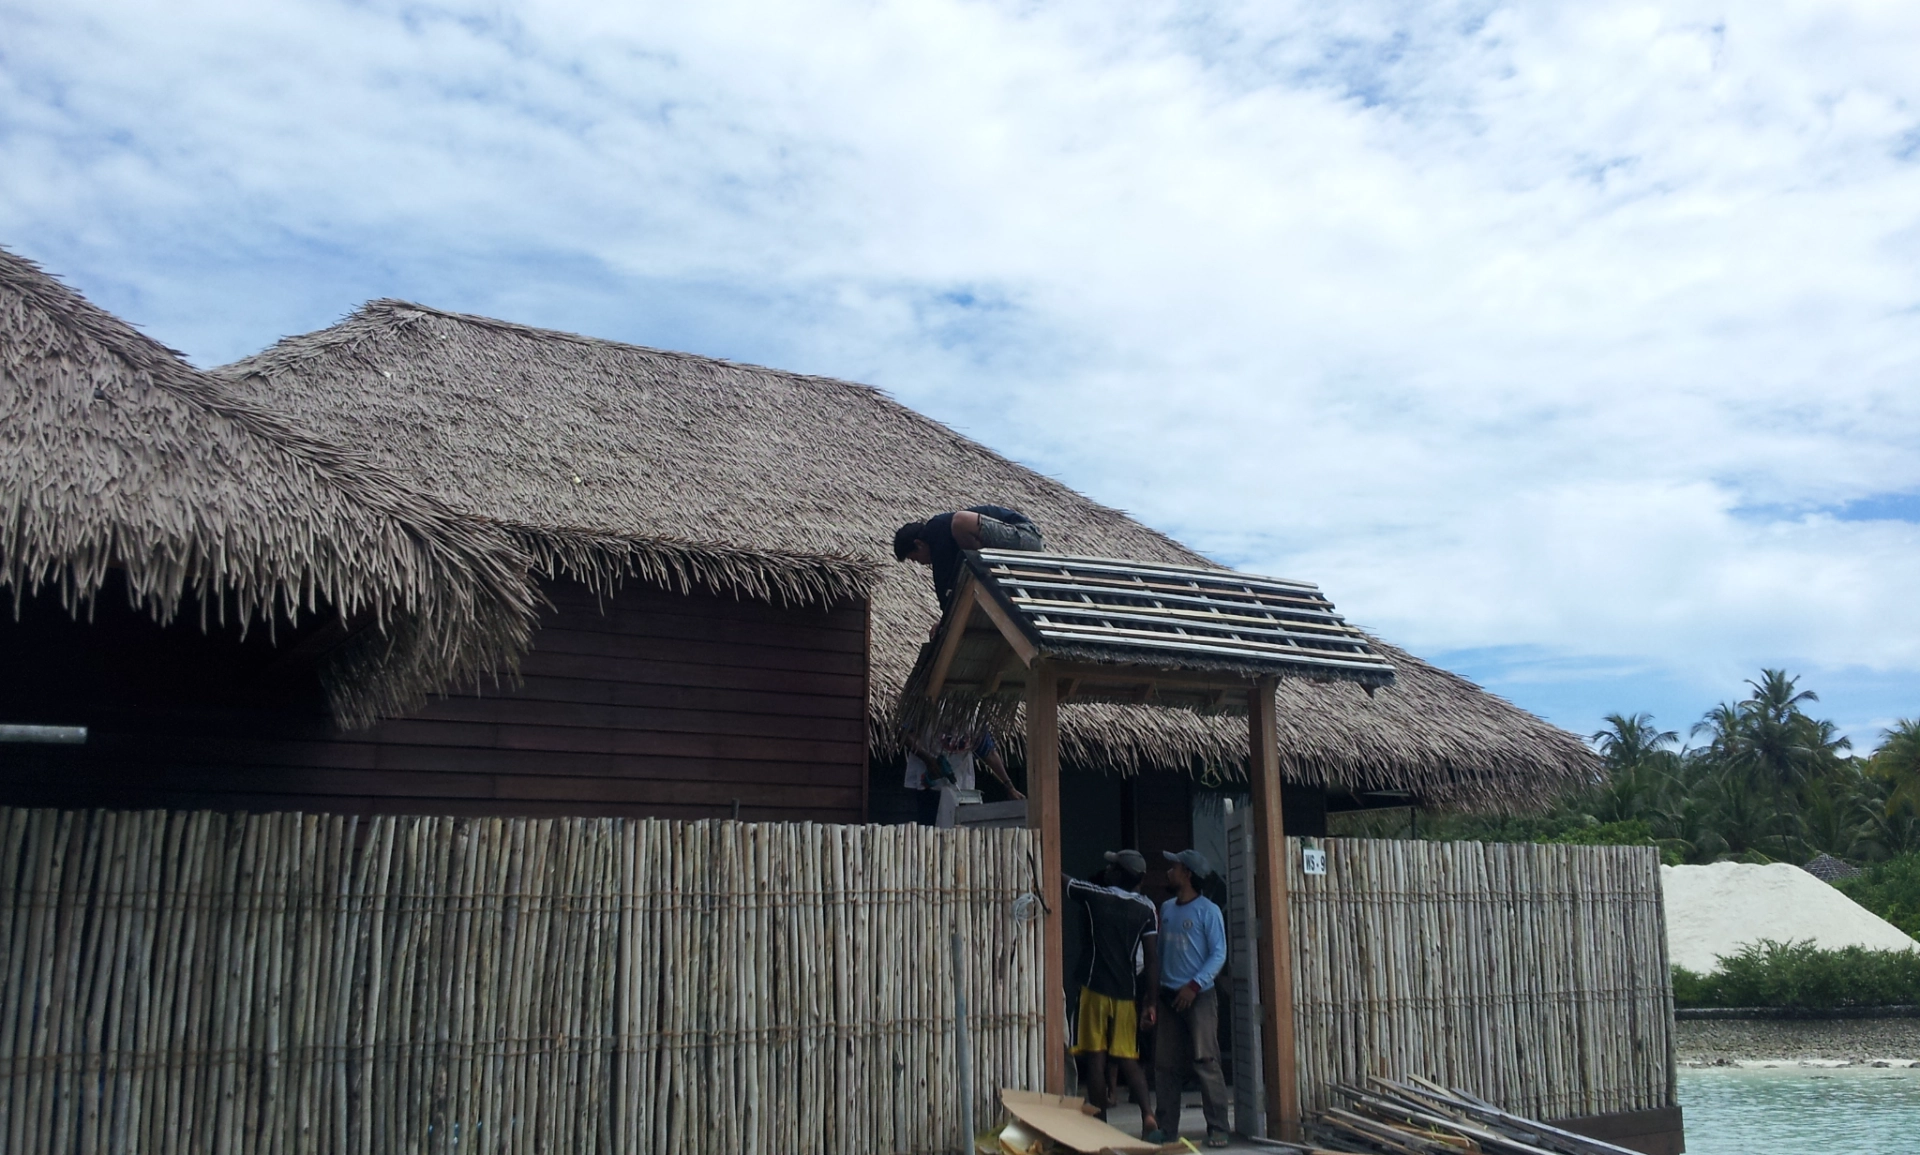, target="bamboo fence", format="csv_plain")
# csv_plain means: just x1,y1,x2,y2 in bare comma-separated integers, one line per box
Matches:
1285,837,1674,1121
0,808,1045,1155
